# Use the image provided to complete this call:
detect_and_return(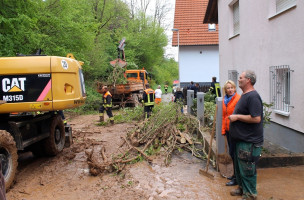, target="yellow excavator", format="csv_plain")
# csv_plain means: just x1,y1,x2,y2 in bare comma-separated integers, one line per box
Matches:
0,52,86,190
